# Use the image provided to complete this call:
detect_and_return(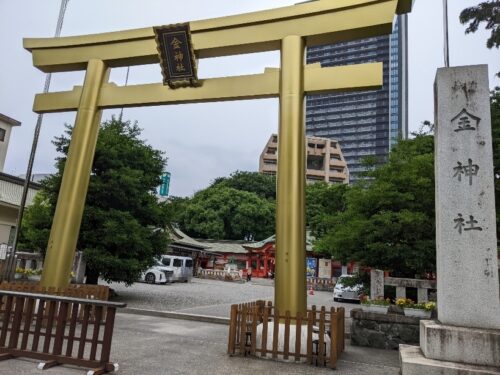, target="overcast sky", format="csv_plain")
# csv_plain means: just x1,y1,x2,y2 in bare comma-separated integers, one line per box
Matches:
0,0,498,197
